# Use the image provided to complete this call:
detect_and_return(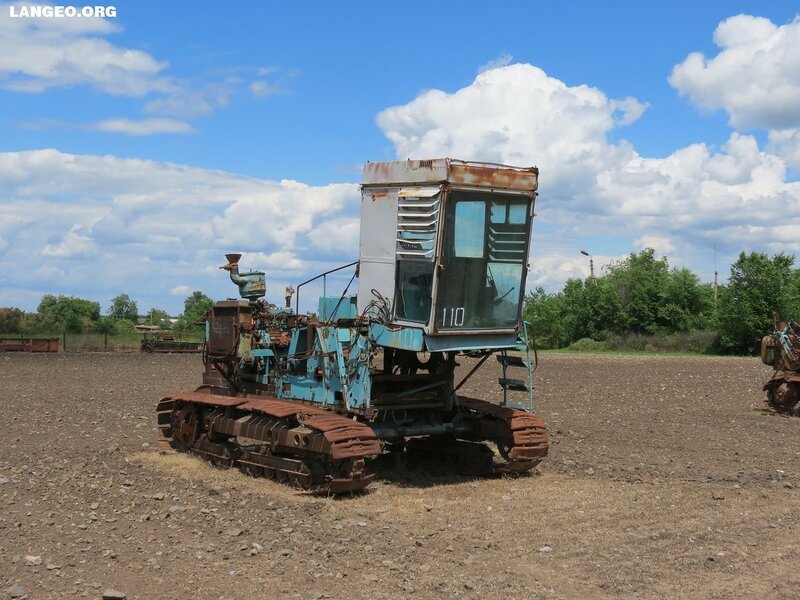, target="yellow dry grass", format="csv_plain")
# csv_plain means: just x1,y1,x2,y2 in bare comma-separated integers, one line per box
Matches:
128,450,322,503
